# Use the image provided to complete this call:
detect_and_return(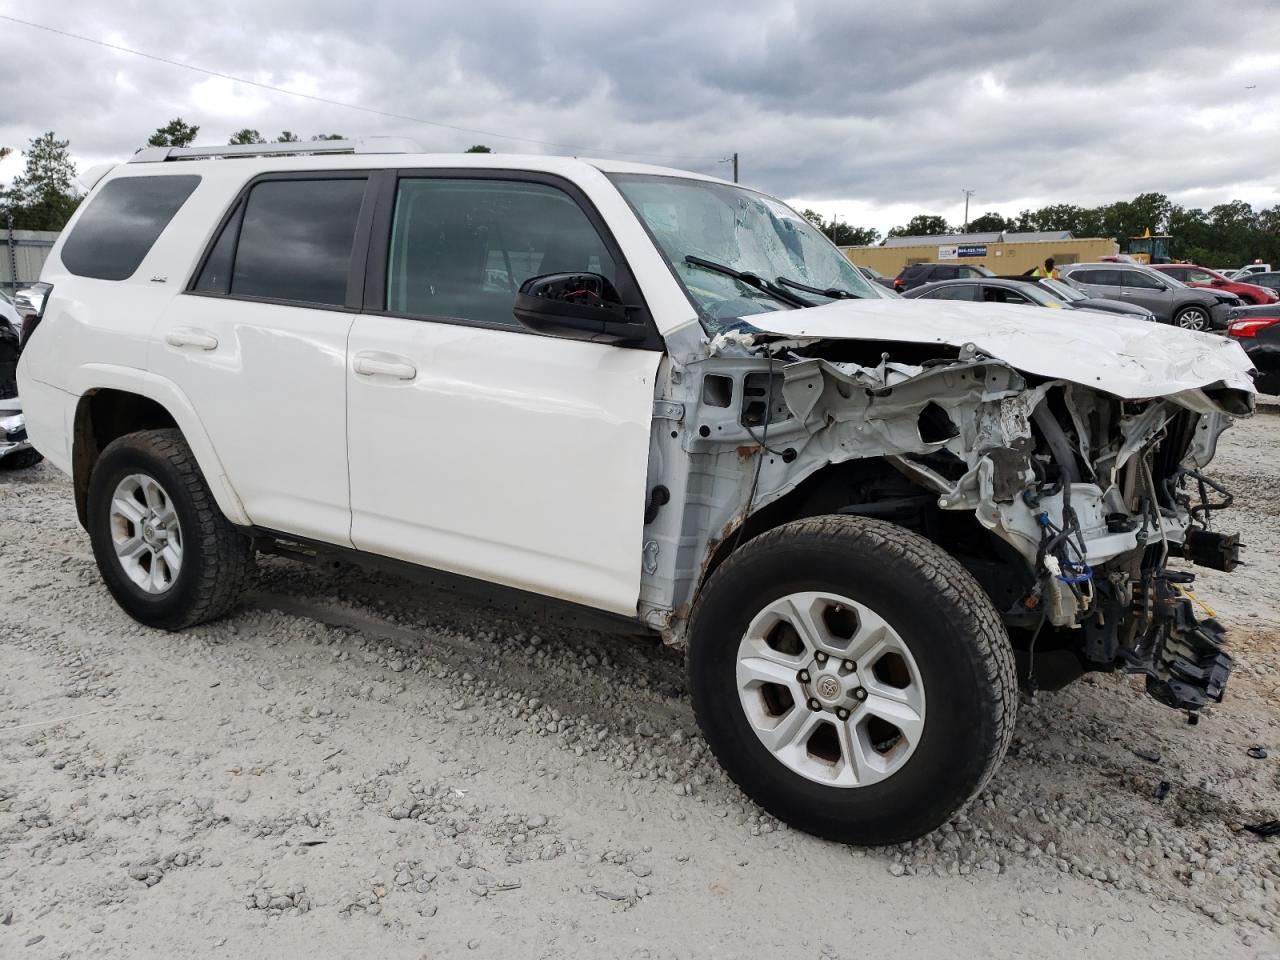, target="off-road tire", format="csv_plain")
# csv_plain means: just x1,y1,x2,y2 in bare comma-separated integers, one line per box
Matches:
0,448,43,470
87,429,252,630
687,515,1016,845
